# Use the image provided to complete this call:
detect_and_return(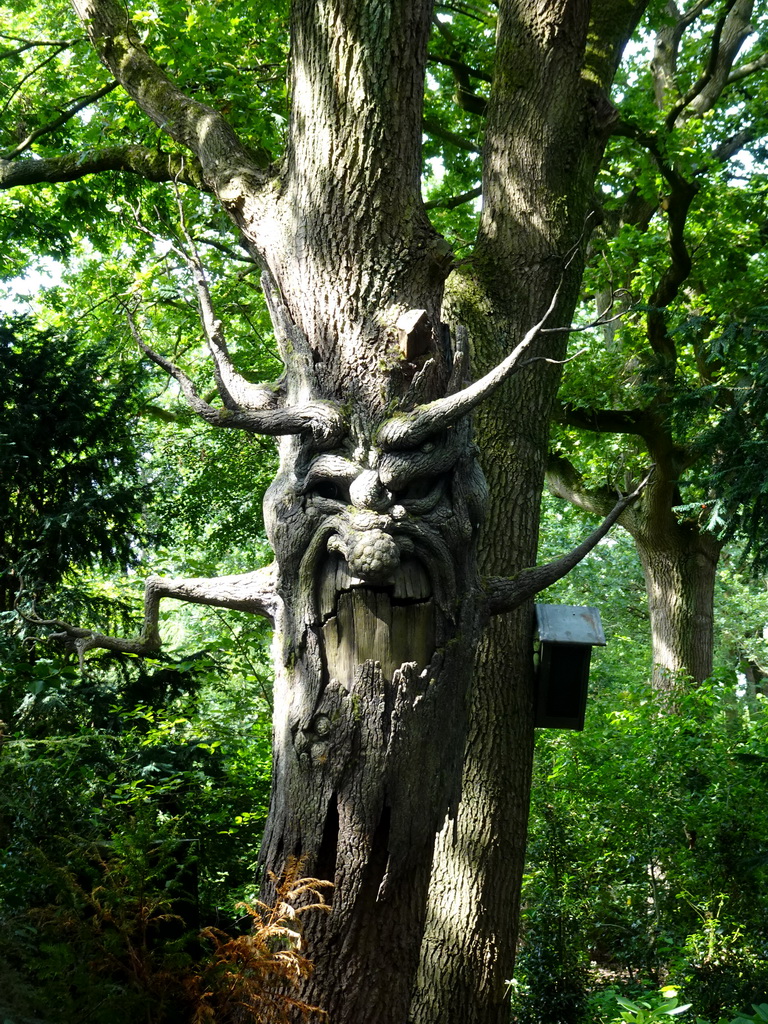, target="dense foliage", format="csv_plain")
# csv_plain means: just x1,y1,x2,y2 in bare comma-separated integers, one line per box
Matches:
508,504,768,1023
0,310,279,1021
0,548,277,1024
0,316,154,609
